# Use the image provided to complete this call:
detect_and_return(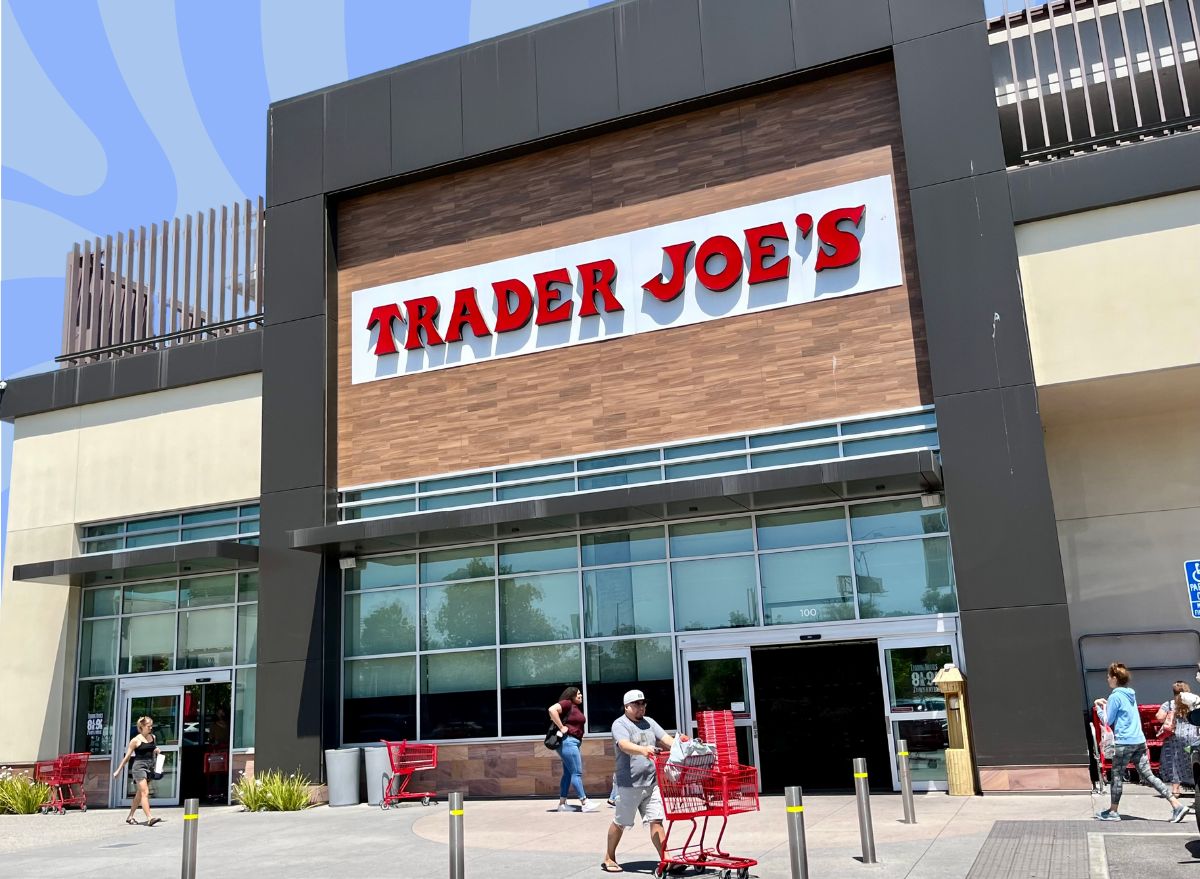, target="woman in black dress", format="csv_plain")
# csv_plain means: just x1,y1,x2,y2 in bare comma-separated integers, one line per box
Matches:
114,716,162,826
